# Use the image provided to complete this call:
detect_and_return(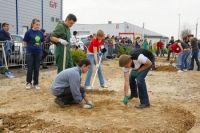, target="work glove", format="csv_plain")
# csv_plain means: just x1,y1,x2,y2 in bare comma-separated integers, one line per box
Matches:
123,96,129,105
59,39,69,46
100,45,107,54
131,70,140,77
83,104,93,109
96,64,100,69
